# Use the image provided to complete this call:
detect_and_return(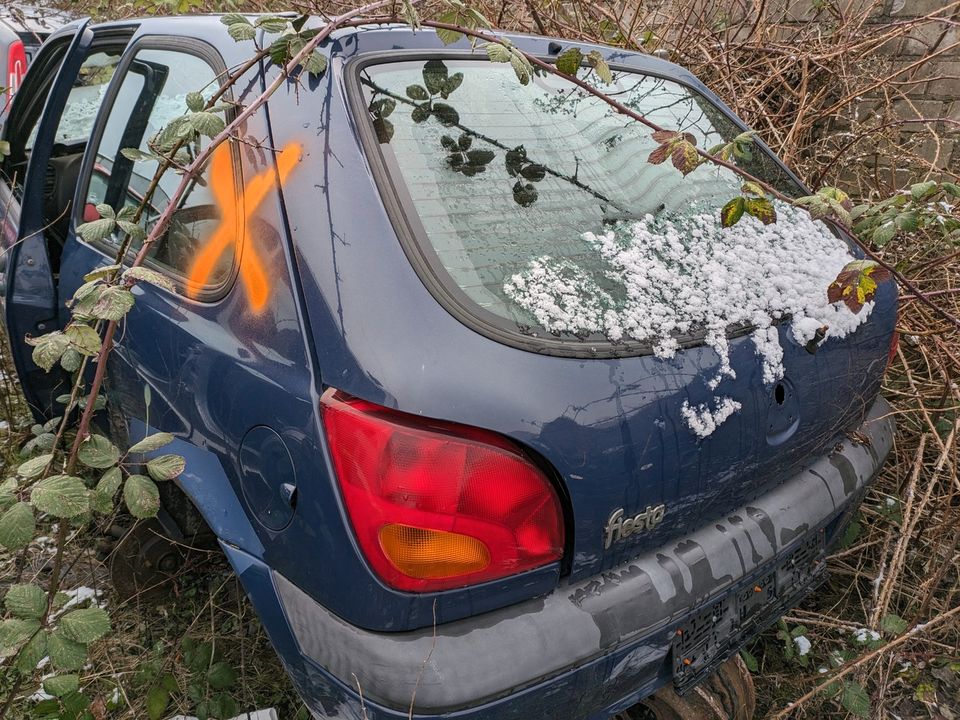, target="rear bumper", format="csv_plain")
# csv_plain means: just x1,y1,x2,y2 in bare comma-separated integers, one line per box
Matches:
231,396,894,719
